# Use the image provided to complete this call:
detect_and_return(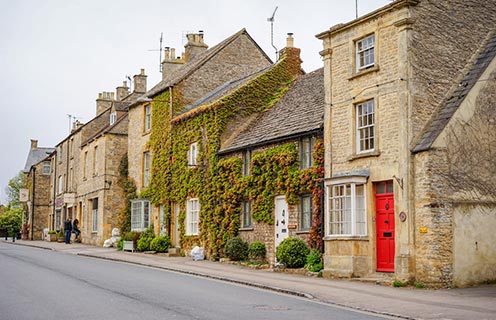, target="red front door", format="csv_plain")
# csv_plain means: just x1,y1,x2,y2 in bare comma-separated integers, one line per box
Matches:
375,181,395,272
